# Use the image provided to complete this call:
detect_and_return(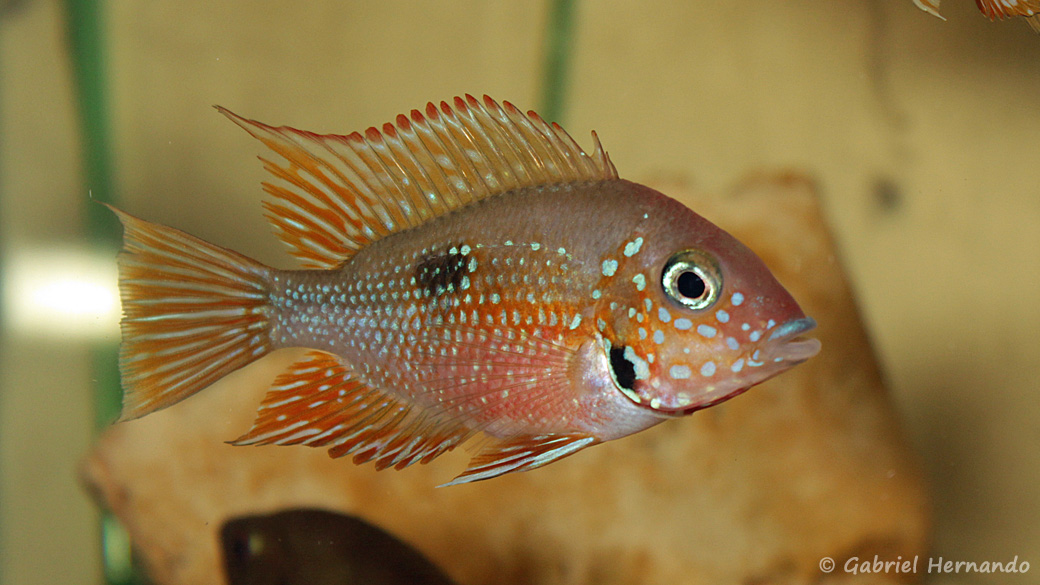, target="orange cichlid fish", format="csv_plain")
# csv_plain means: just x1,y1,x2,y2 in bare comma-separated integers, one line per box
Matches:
109,95,820,486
